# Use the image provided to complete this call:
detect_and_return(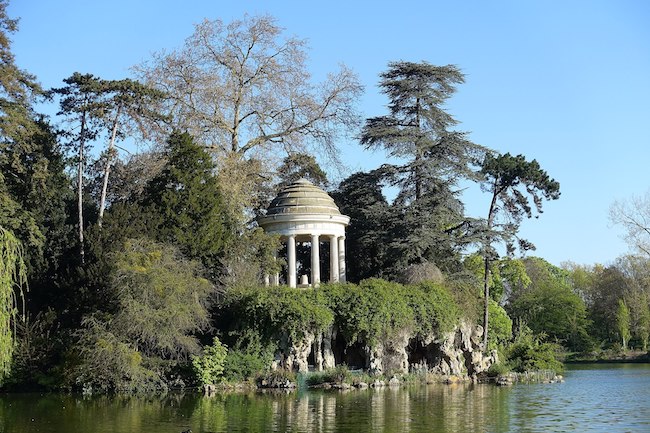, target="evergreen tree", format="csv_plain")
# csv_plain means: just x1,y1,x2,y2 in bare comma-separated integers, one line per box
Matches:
0,2,75,316
277,153,328,190
332,170,391,282
361,62,484,272
140,131,231,280
50,73,106,263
